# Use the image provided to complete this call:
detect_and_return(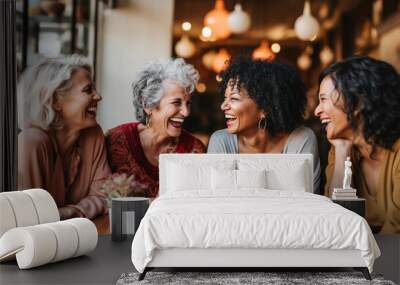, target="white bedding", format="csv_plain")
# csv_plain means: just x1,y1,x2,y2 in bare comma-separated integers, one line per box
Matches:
131,190,380,273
